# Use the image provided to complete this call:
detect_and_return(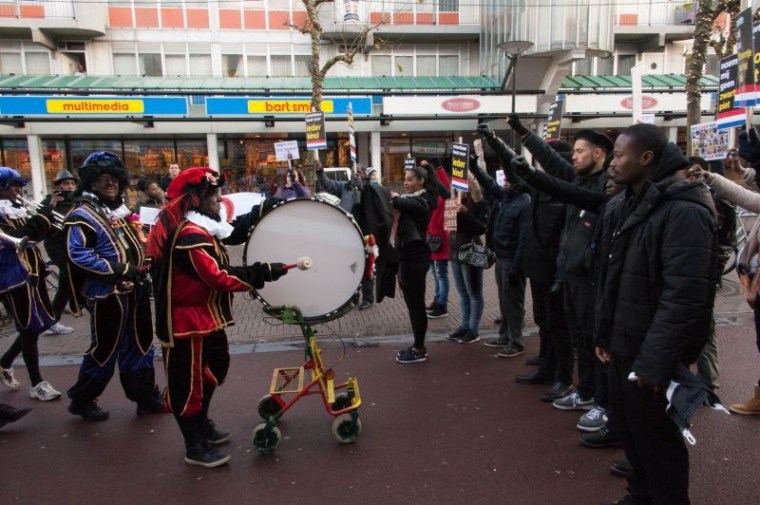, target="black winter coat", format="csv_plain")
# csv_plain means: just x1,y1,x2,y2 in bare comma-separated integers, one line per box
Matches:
595,143,718,386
